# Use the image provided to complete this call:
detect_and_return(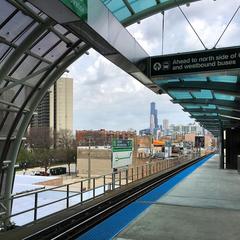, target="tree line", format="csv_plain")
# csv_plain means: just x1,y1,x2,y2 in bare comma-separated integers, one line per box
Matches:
17,127,77,175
